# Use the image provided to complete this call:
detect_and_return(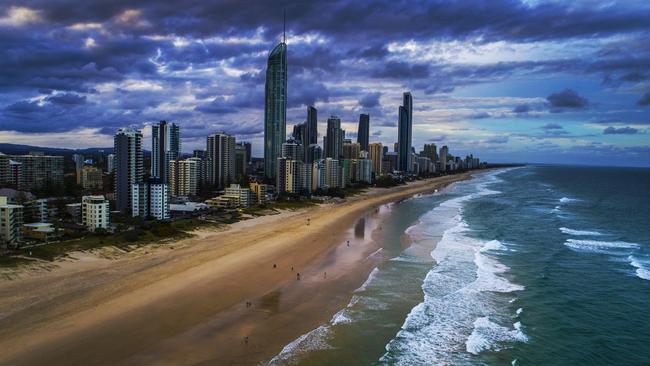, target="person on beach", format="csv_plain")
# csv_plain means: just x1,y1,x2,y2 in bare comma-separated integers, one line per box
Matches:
297,273,300,280
273,263,276,268
324,272,327,279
